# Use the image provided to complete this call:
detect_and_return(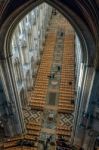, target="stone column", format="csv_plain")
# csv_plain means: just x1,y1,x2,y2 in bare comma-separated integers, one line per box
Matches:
83,70,99,150
82,130,97,150
0,55,26,137
73,66,95,148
